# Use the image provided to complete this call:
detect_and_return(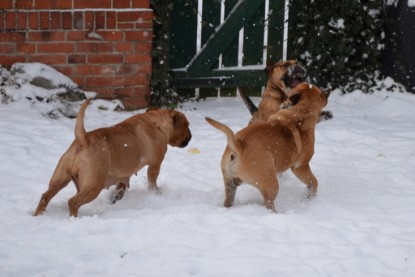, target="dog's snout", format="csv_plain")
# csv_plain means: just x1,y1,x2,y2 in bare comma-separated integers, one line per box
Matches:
180,131,192,148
